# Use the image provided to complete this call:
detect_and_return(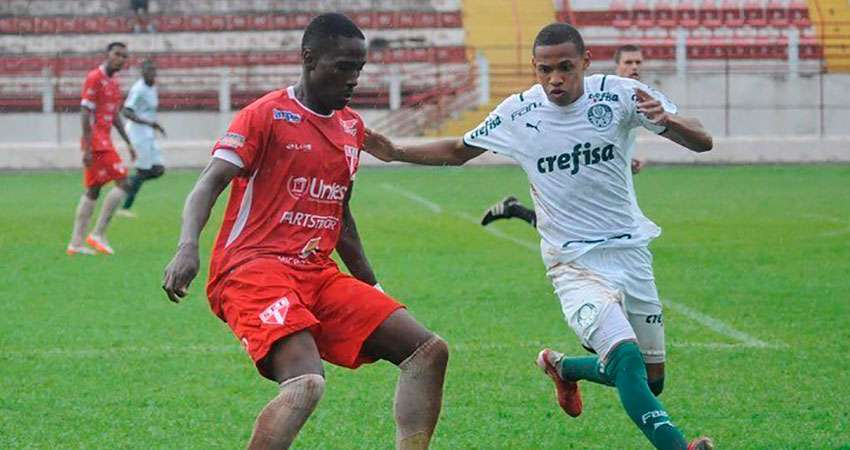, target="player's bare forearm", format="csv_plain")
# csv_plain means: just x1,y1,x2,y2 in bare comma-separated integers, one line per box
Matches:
112,114,133,147
178,159,238,247
660,115,713,153
121,107,152,127
335,201,378,286
364,129,484,166
80,108,93,148
163,159,239,302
